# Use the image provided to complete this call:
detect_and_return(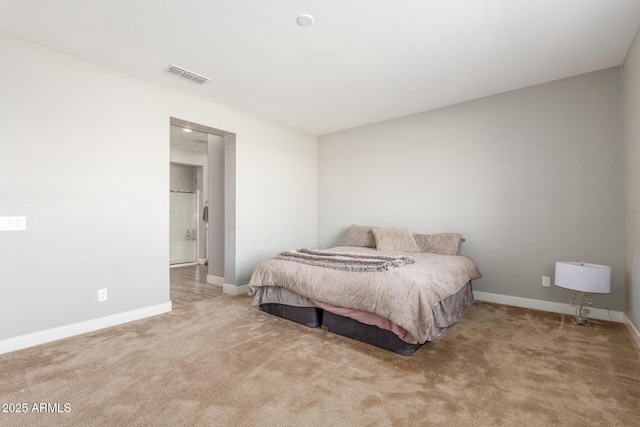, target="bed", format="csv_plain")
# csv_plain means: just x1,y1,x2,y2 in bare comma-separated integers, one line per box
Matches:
248,226,482,356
